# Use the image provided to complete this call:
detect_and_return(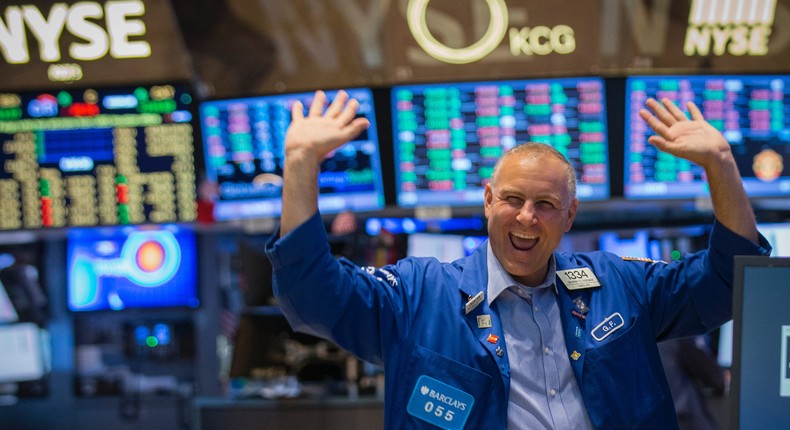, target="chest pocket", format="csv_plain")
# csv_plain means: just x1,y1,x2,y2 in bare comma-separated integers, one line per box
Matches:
582,317,669,429
395,344,494,429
